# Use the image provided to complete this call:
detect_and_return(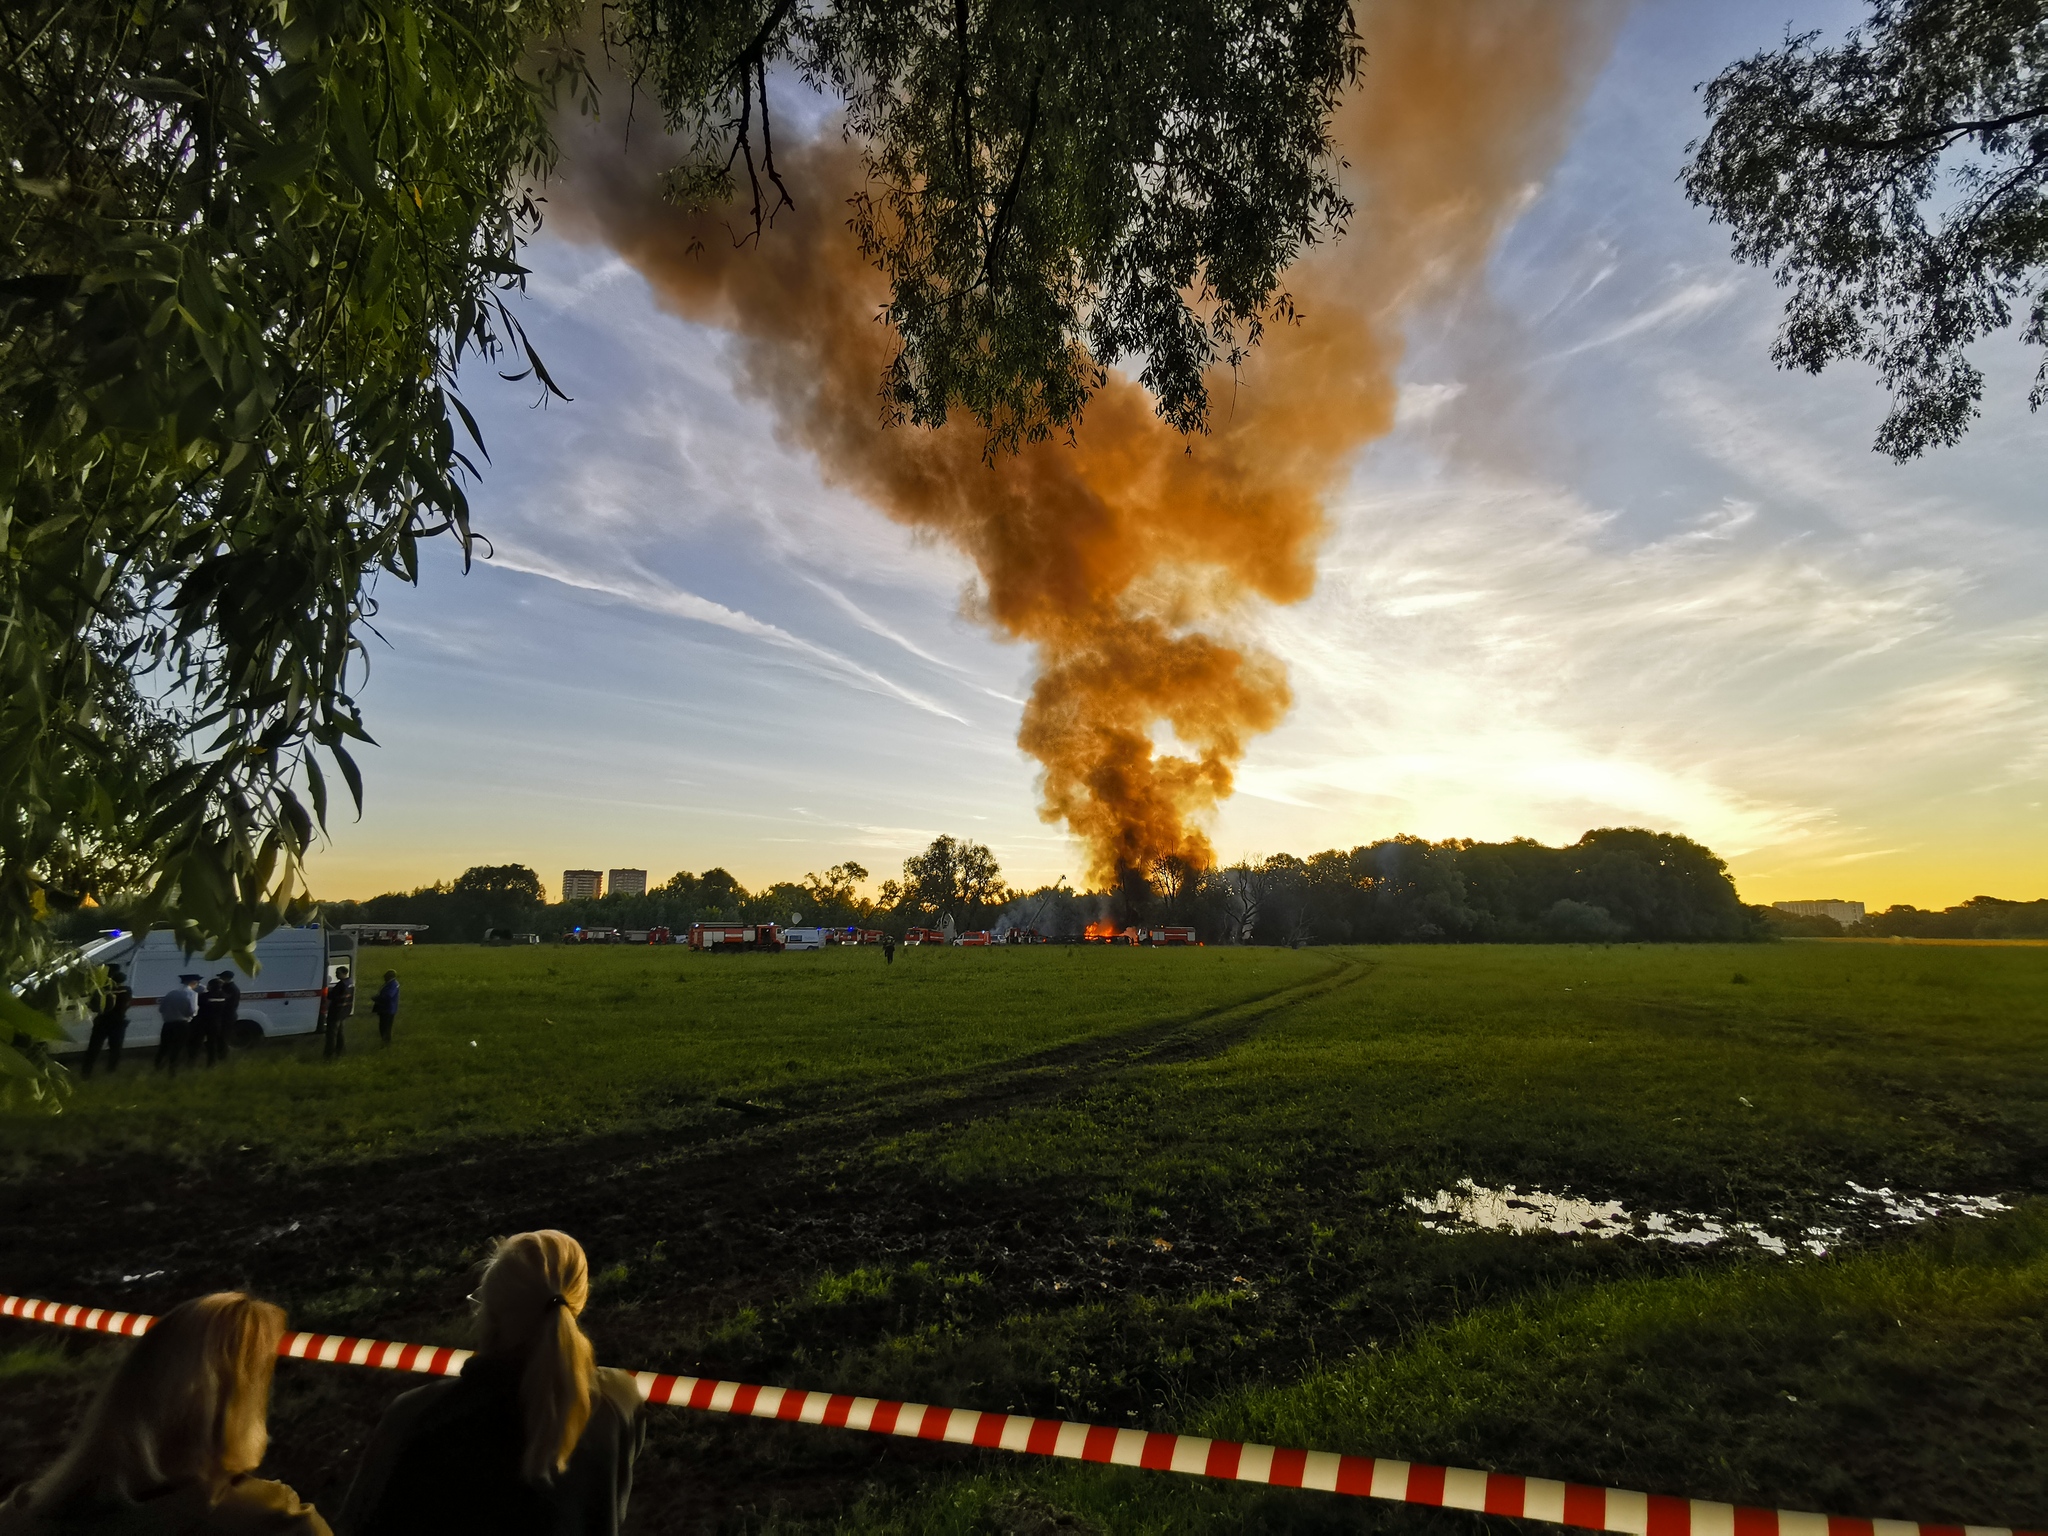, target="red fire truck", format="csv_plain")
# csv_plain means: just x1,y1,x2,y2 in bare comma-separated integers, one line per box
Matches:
688,923,783,952
955,930,995,946
1138,926,1198,946
902,927,947,945
647,926,672,945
